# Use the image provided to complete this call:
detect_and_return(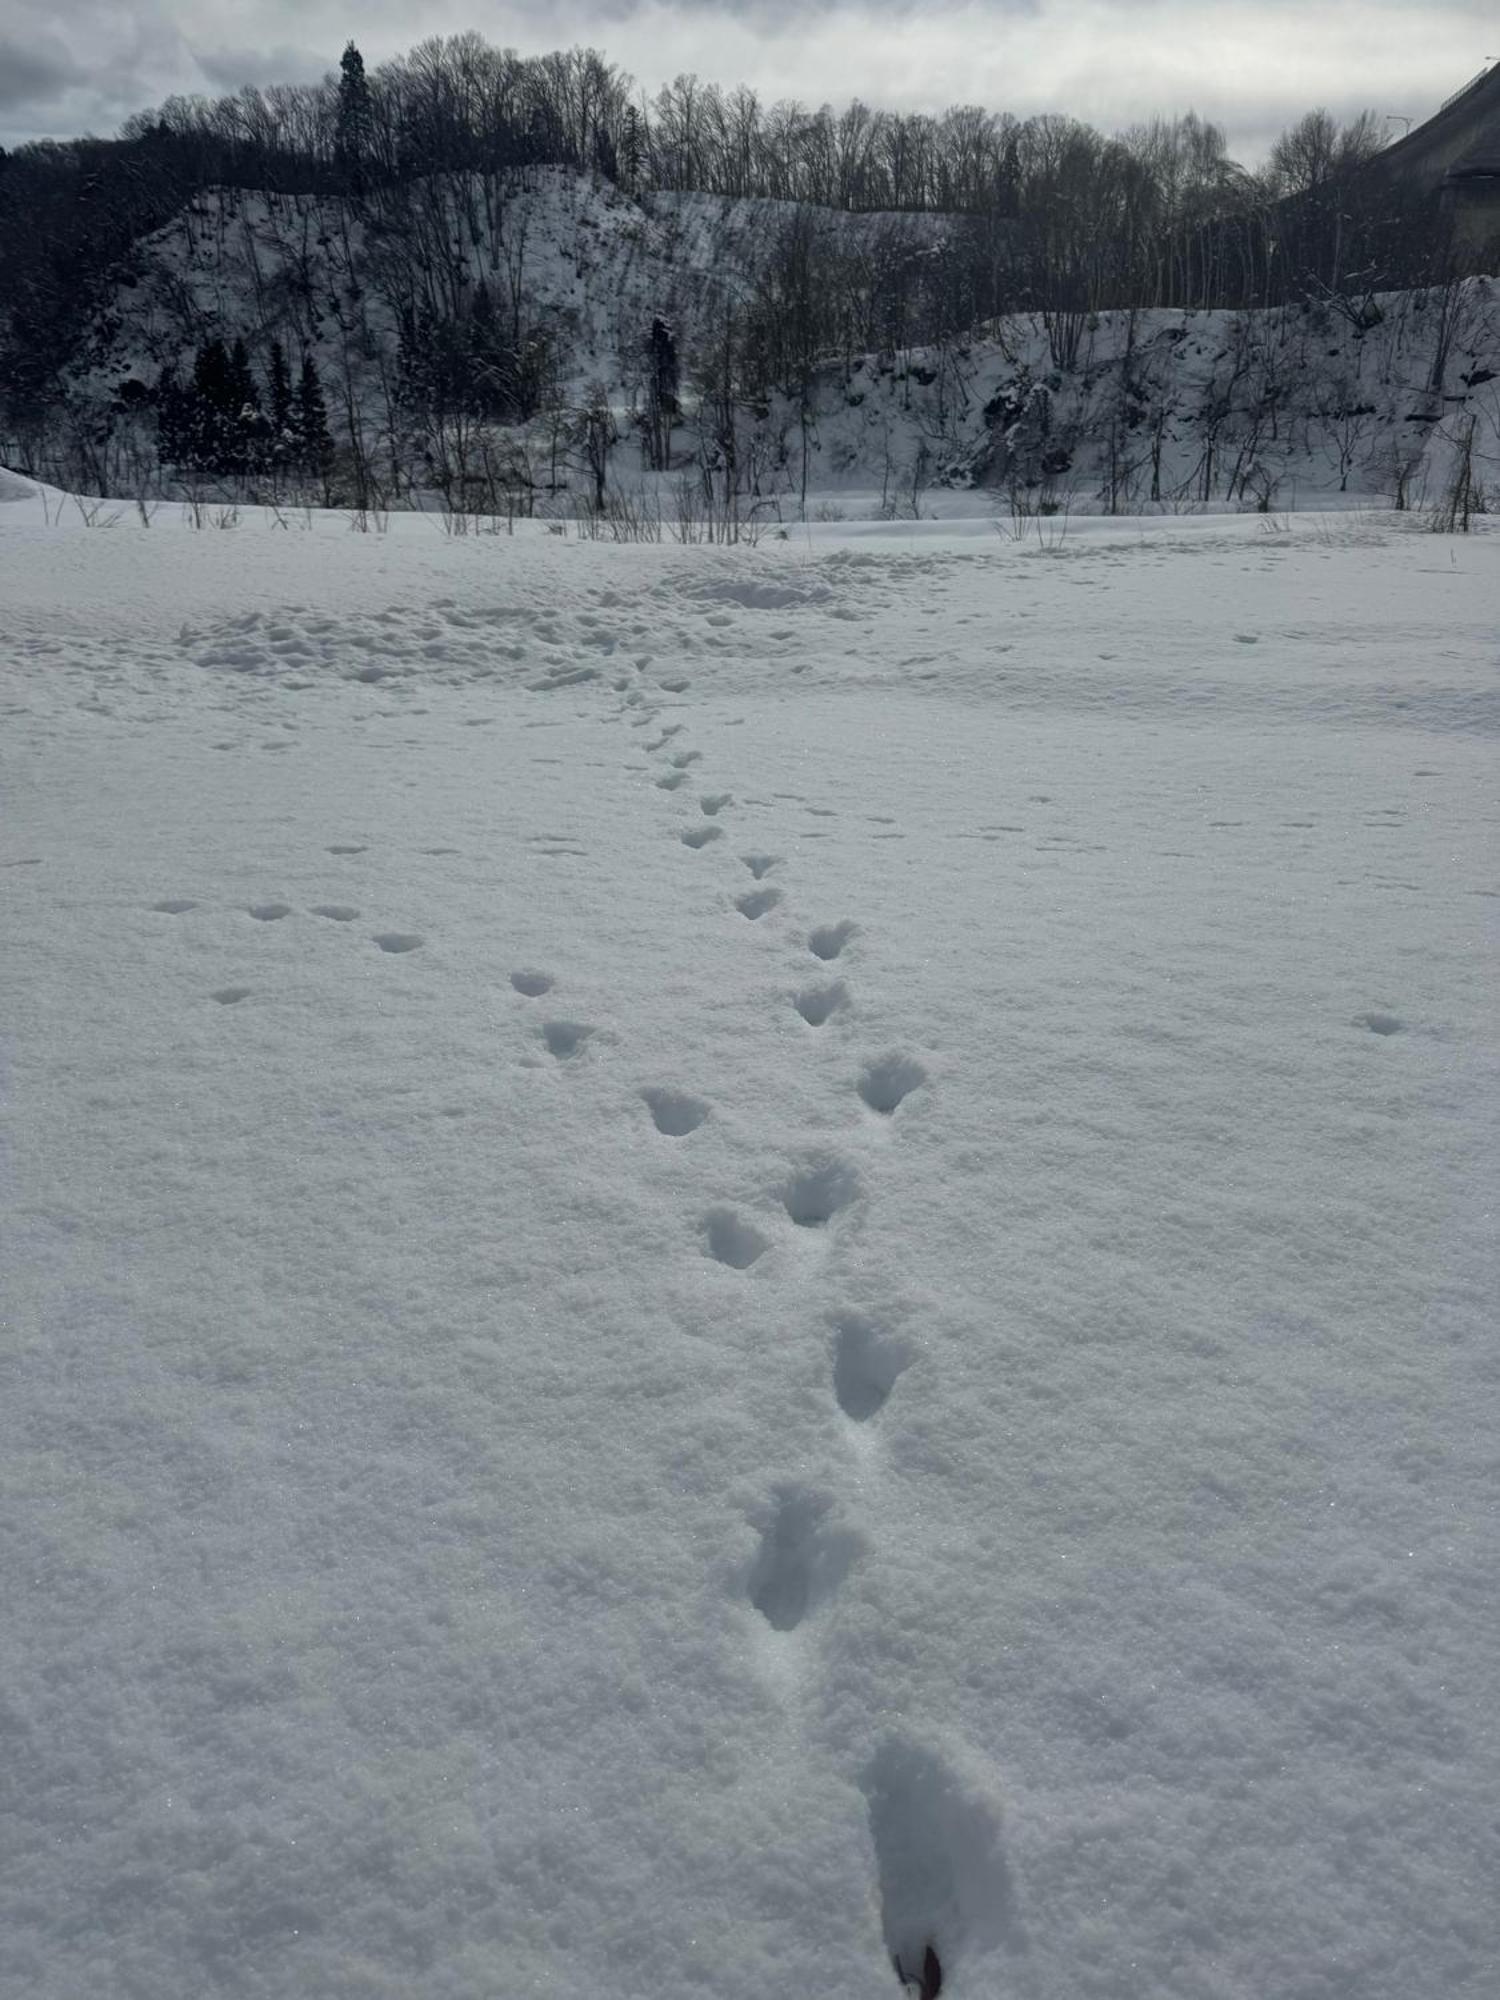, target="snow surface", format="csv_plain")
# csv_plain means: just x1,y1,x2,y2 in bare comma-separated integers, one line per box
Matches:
2,492,1498,1999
